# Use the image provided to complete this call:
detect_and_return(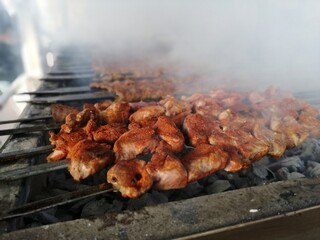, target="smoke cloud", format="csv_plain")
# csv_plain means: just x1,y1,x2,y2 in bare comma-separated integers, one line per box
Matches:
30,0,320,92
